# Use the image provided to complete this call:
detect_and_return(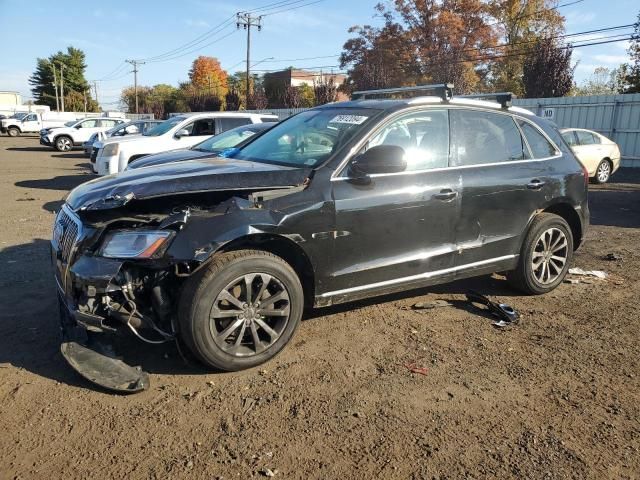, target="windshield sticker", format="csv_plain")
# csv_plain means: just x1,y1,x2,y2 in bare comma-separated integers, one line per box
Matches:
329,115,368,125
